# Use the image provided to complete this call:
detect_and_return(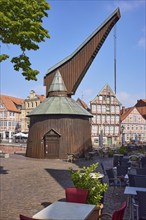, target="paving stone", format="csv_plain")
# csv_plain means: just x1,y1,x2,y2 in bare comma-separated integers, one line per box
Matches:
0,154,130,220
